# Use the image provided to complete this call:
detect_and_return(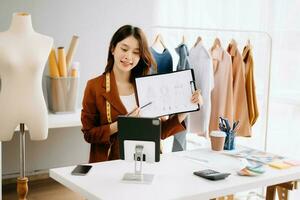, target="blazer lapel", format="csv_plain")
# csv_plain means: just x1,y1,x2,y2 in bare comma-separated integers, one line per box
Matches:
101,71,127,115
